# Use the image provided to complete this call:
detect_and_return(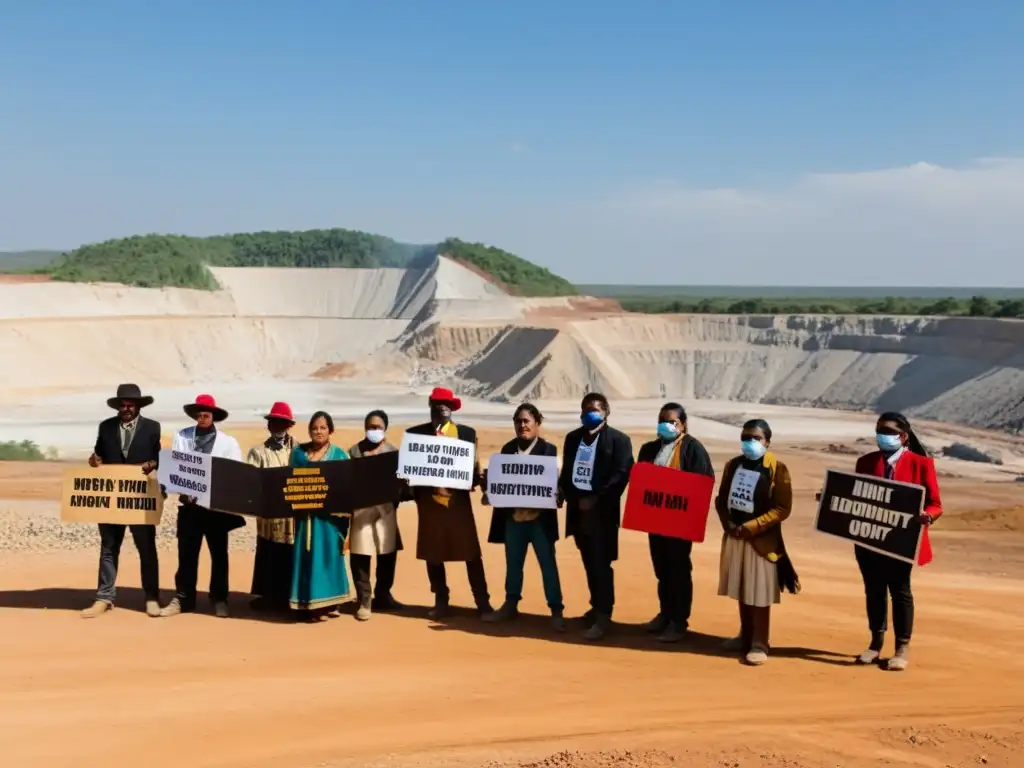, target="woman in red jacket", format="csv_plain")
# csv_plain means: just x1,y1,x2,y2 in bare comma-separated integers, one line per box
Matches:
853,411,942,672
